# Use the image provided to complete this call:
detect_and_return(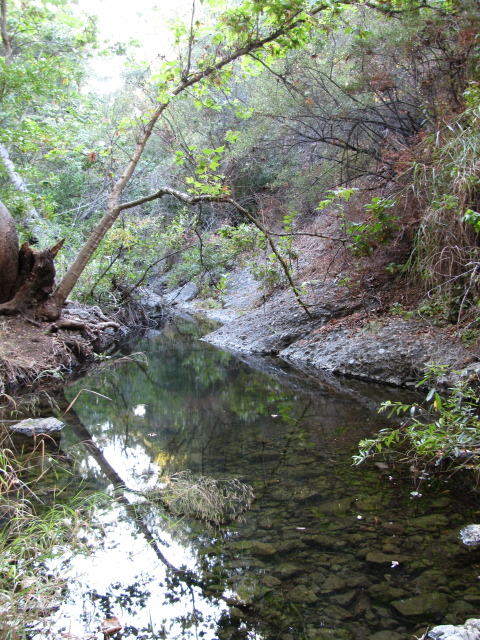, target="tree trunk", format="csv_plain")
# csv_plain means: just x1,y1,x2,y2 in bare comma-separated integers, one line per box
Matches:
0,201,64,320
0,144,39,219
0,200,19,303
1,0,13,66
